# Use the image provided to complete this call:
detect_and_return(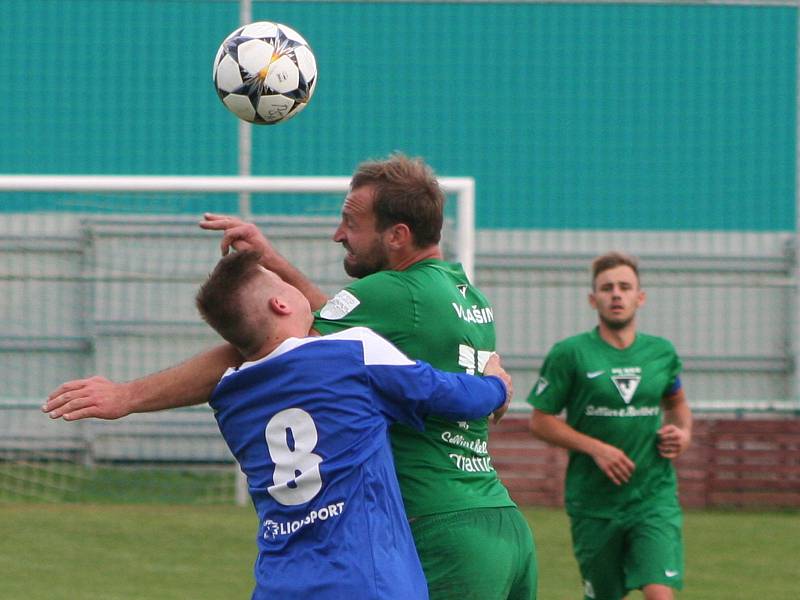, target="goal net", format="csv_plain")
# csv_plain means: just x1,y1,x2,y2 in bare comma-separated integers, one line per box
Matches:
0,175,475,504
